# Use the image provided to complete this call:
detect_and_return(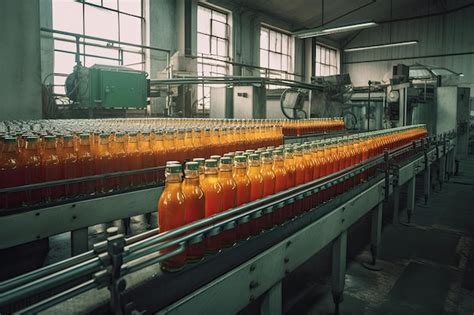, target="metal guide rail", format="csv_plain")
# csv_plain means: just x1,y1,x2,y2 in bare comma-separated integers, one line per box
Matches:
0,131,347,252
0,133,456,314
